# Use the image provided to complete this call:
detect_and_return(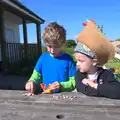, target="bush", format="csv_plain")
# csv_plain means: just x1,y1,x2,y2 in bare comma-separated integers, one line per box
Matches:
42,47,75,60
62,47,74,55
62,47,76,61
8,56,40,76
42,47,47,53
